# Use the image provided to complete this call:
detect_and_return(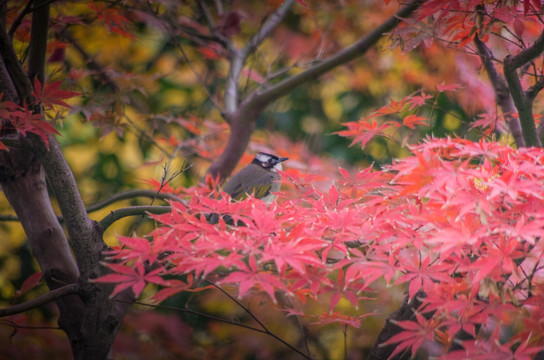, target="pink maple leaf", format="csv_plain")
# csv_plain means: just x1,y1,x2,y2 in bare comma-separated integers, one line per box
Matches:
95,262,168,298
